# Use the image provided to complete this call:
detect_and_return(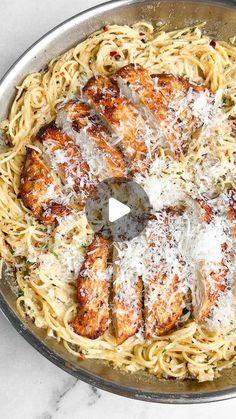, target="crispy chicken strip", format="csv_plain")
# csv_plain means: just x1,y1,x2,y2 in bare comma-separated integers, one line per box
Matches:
21,149,70,225
71,234,110,339
144,273,183,338
112,246,143,344
58,101,126,178
192,200,228,323
193,261,228,323
113,64,209,155
152,72,209,154
83,76,148,173
37,123,96,204
144,210,183,338
195,198,213,224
